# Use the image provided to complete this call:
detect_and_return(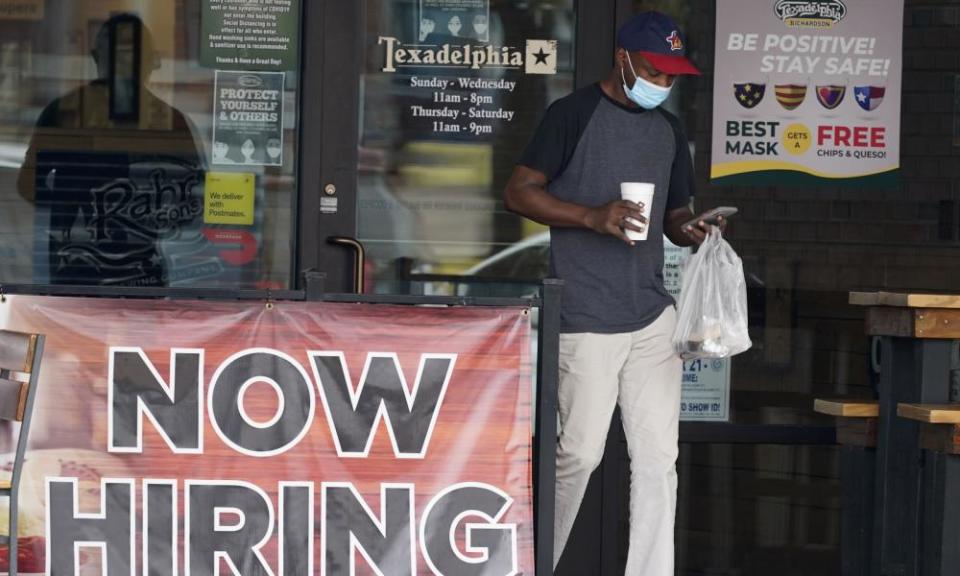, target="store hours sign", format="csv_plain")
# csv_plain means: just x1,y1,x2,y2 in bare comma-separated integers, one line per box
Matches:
378,0,559,143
